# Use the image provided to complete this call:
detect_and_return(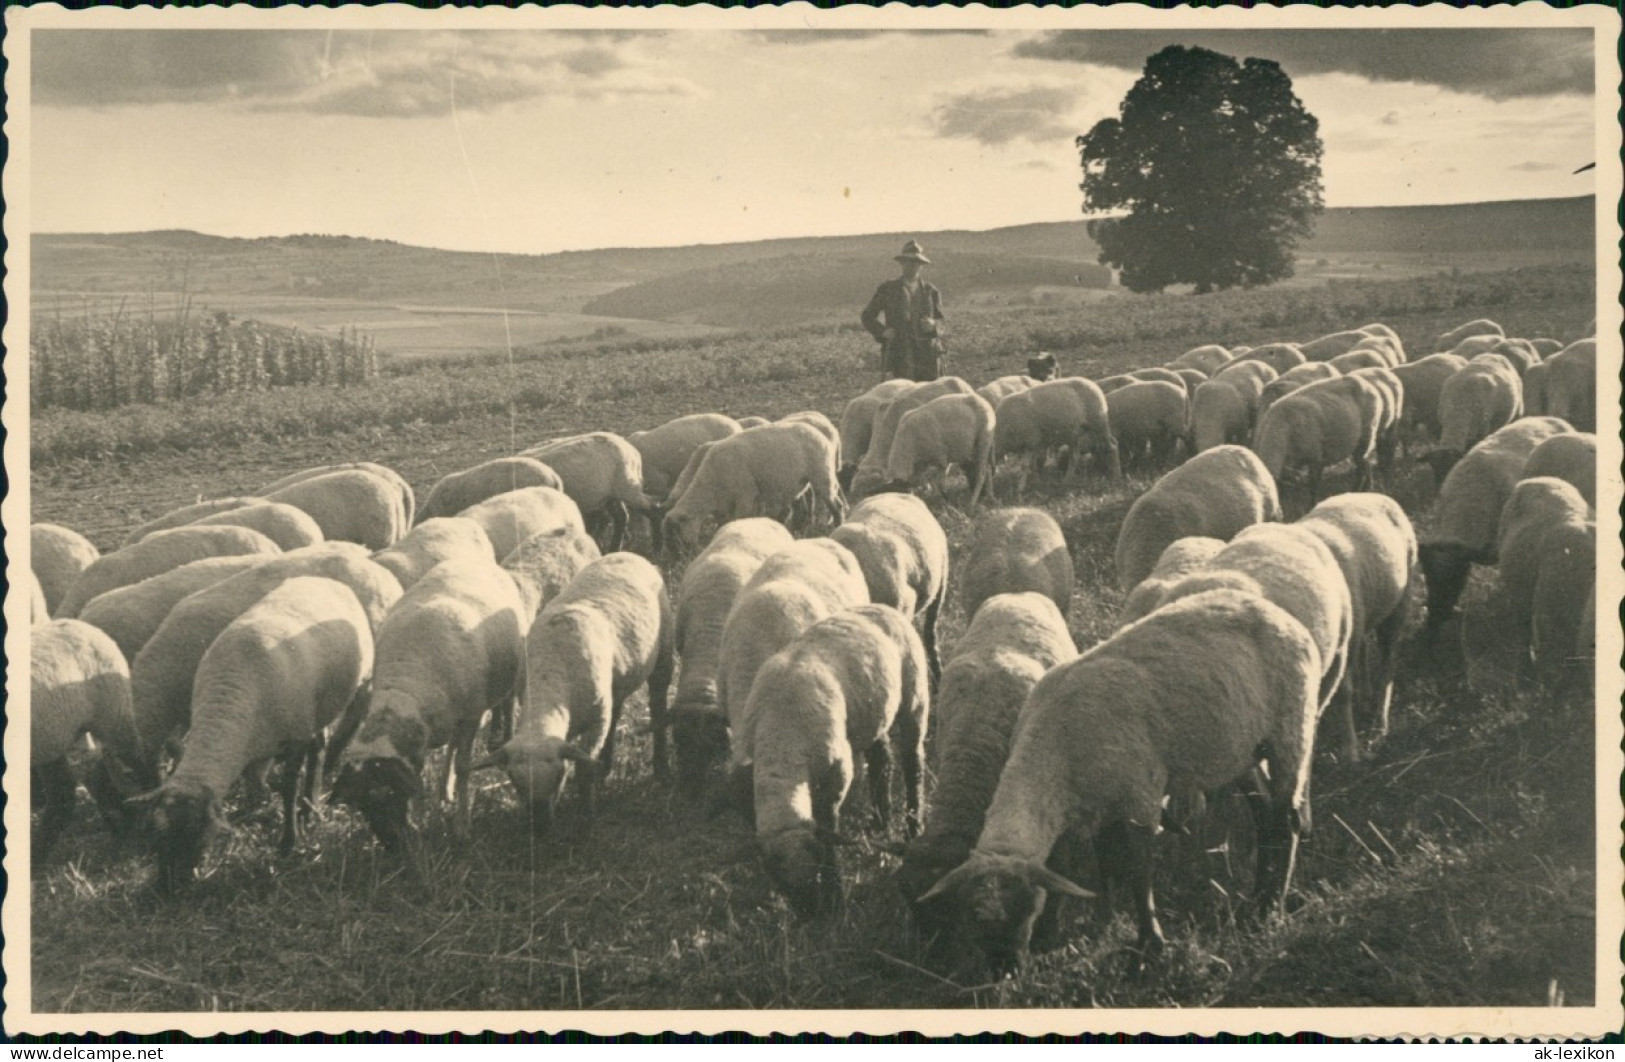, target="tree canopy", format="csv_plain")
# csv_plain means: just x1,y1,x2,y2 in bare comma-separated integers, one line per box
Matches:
1078,45,1325,294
